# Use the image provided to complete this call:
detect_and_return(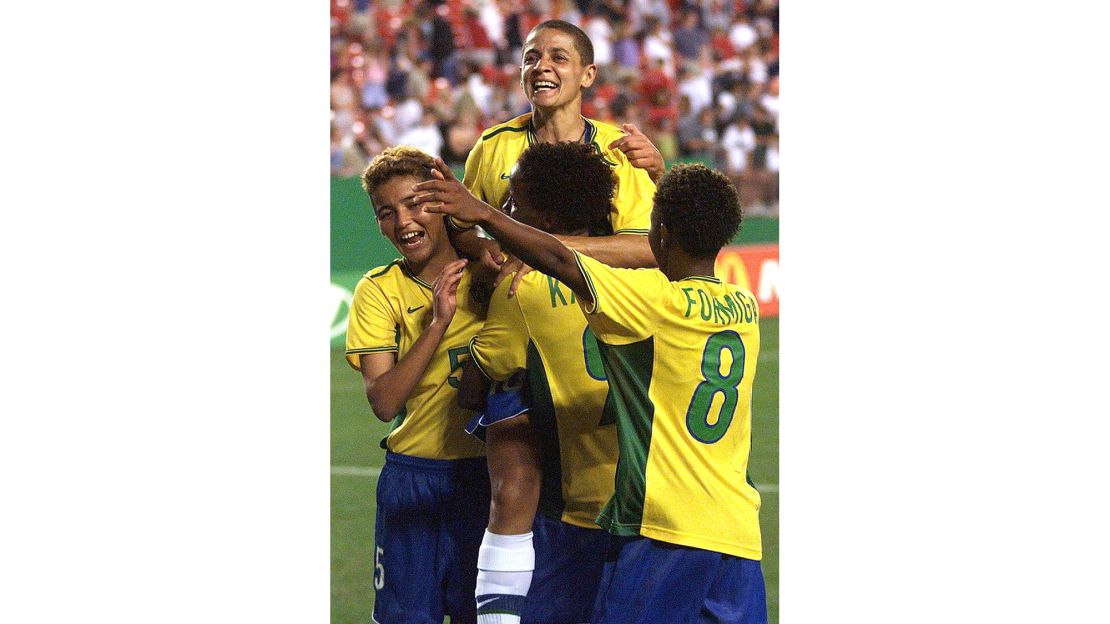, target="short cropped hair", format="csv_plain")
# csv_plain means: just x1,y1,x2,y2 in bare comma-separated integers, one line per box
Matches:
528,20,594,66
654,164,742,257
512,142,614,236
361,146,436,201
